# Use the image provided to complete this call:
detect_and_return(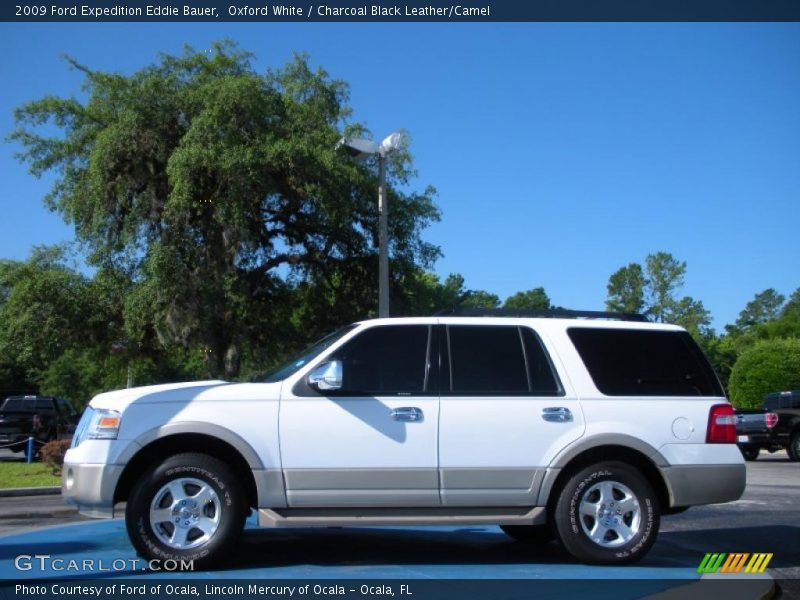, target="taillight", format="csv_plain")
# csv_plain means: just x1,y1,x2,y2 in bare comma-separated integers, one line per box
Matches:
766,412,779,429
707,403,736,443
